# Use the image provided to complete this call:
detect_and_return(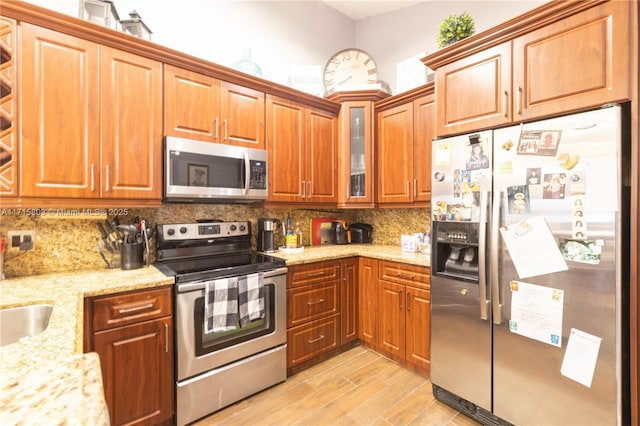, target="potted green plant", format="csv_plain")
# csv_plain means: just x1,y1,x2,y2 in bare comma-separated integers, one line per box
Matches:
437,12,475,48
